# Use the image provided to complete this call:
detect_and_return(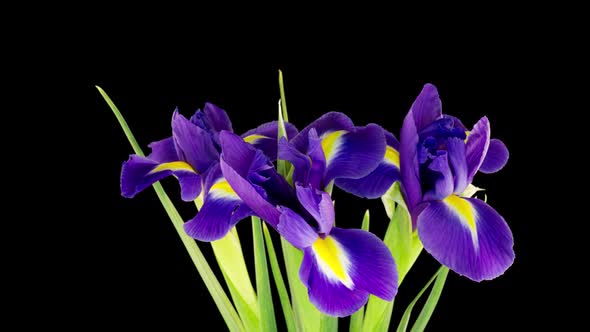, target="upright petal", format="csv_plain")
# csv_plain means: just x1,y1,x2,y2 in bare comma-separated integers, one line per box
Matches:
422,151,454,201
446,137,468,194
411,83,443,132
278,137,311,185
323,124,386,183
121,155,201,201
400,105,422,209
479,139,509,174
172,111,219,173
465,116,491,182
417,195,514,281
276,207,318,249
295,185,334,234
147,137,178,163
242,121,299,159
203,102,233,133
290,112,355,153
